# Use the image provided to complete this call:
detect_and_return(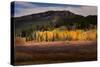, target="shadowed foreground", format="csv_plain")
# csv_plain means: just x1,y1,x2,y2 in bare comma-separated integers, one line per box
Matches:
14,41,97,65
